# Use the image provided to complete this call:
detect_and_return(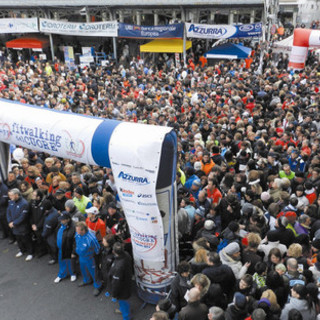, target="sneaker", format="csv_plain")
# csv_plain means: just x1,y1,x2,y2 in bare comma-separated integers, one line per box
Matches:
70,275,77,282
54,277,62,283
25,255,33,261
114,309,122,314
78,280,93,287
93,287,102,297
48,259,57,265
16,251,23,258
